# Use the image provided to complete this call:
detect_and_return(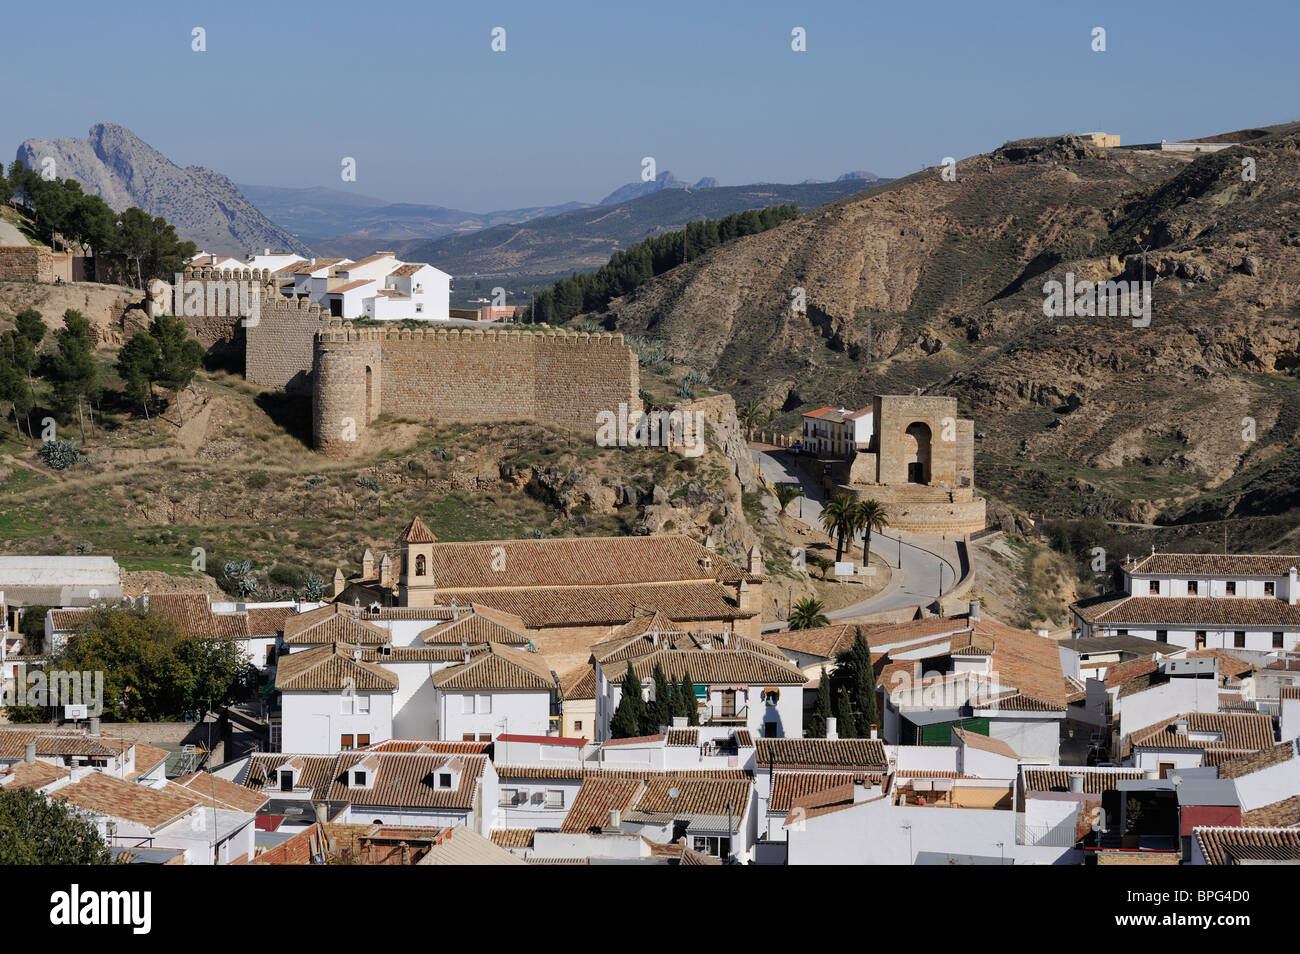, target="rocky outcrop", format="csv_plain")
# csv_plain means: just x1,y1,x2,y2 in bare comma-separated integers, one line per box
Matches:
16,124,309,256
